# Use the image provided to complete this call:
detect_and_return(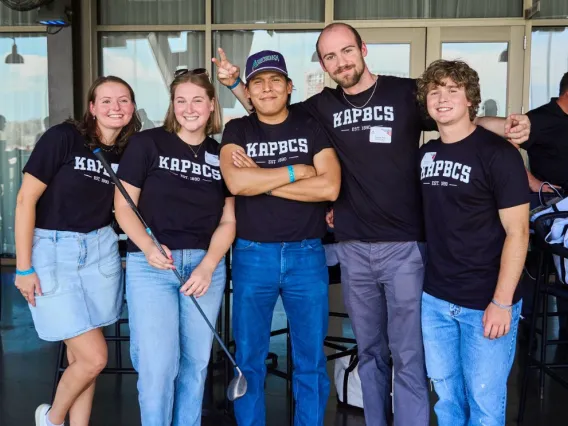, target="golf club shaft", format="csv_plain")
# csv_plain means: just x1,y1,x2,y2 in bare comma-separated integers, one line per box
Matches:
93,148,239,368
